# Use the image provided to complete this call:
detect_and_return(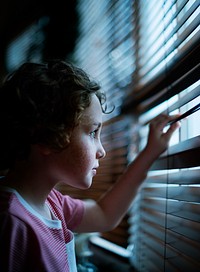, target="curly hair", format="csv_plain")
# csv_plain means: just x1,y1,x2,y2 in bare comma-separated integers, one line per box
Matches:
0,60,108,170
